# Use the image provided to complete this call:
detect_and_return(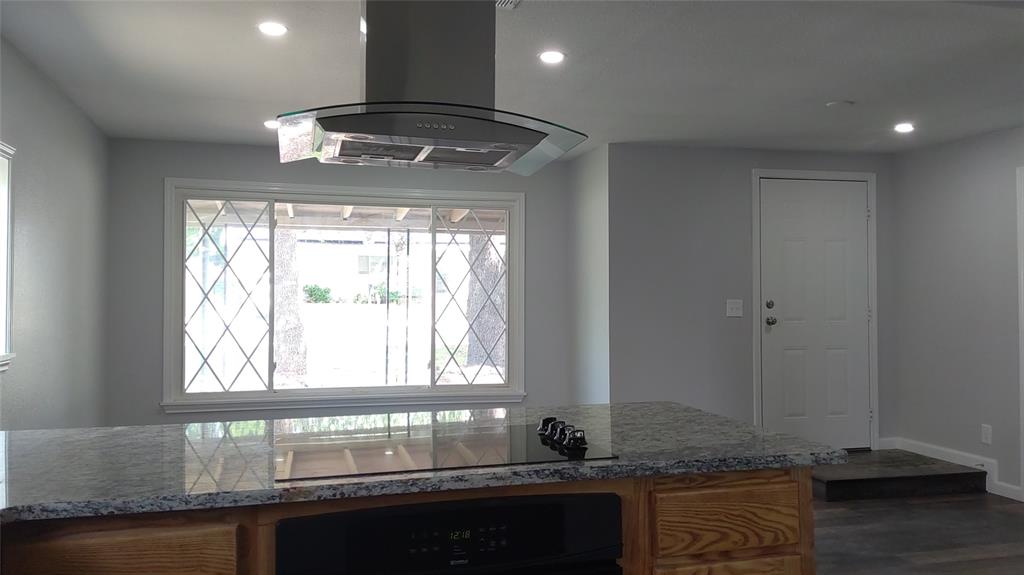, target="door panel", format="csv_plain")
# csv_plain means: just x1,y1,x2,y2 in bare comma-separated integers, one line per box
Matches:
760,178,870,448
